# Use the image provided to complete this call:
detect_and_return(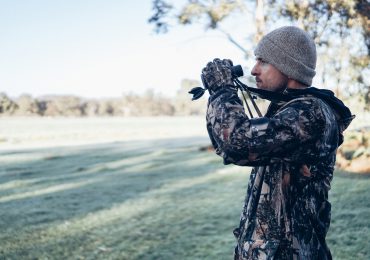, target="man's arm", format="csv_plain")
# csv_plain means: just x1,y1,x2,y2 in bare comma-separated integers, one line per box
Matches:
206,88,326,166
